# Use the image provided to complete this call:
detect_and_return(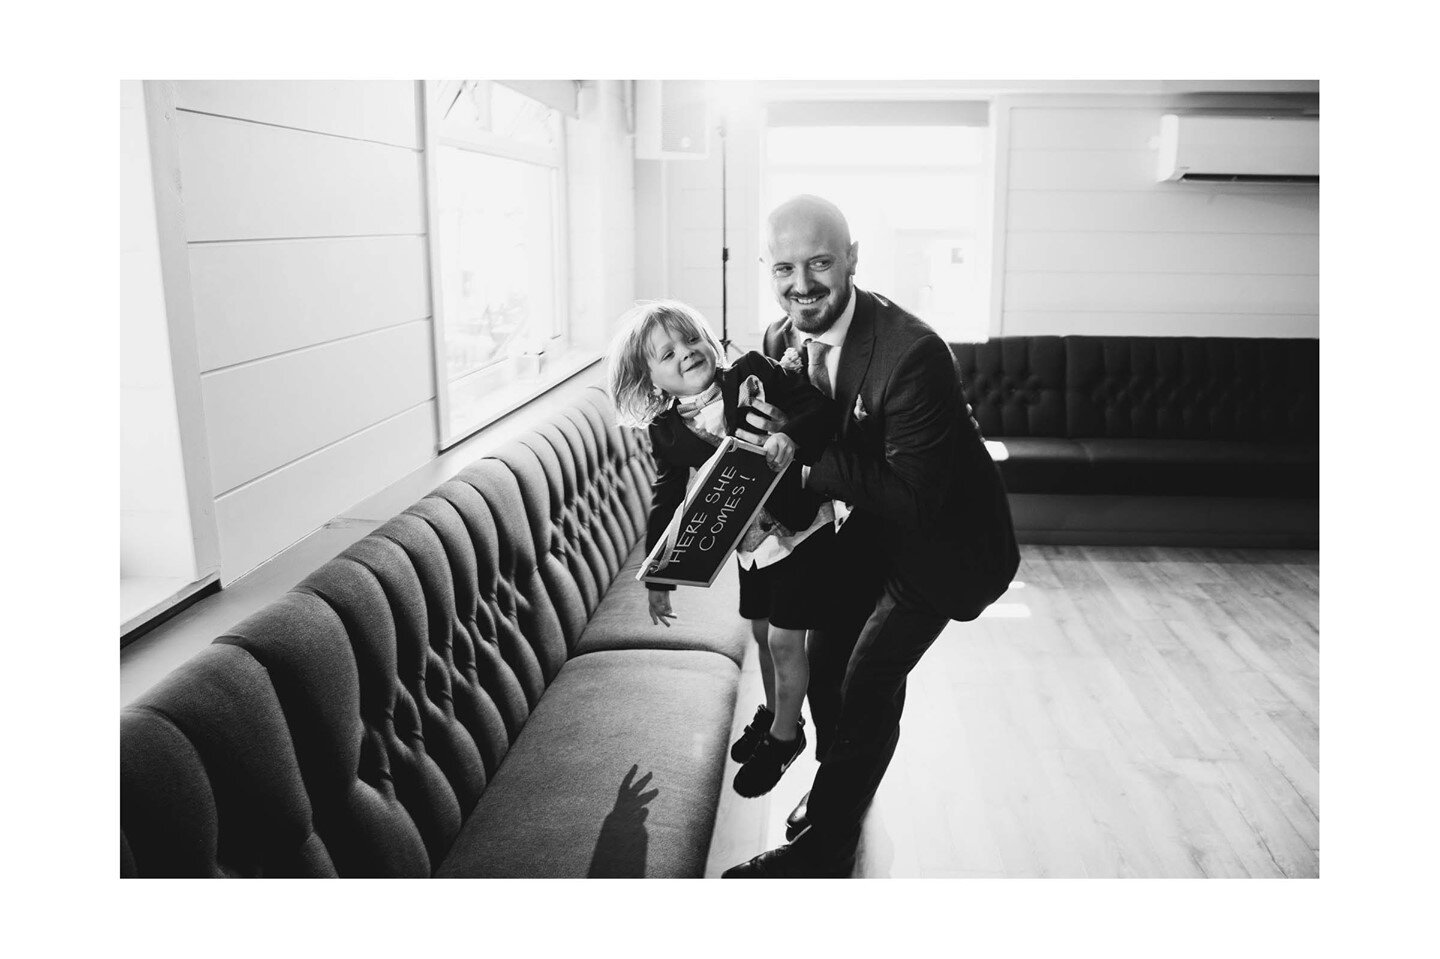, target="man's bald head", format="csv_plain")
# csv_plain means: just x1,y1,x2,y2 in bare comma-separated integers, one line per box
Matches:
763,194,859,335
766,194,853,251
